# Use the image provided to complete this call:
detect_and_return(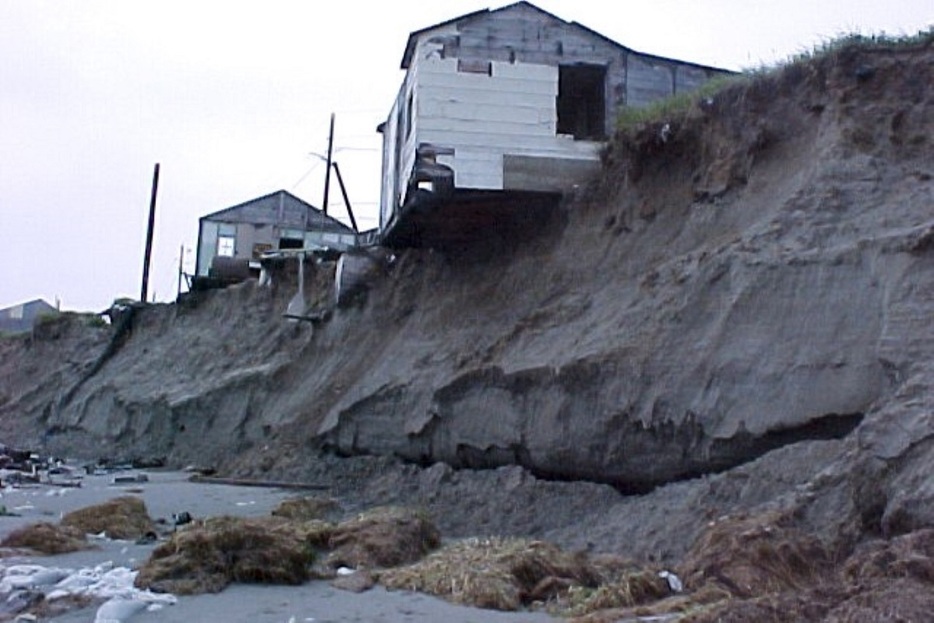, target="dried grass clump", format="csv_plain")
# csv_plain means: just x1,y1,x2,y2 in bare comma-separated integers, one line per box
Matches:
380,537,606,611
60,495,154,540
286,518,335,550
563,570,669,616
570,584,731,623
678,512,831,598
271,495,340,521
0,521,91,554
327,506,440,570
134,516,318,595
